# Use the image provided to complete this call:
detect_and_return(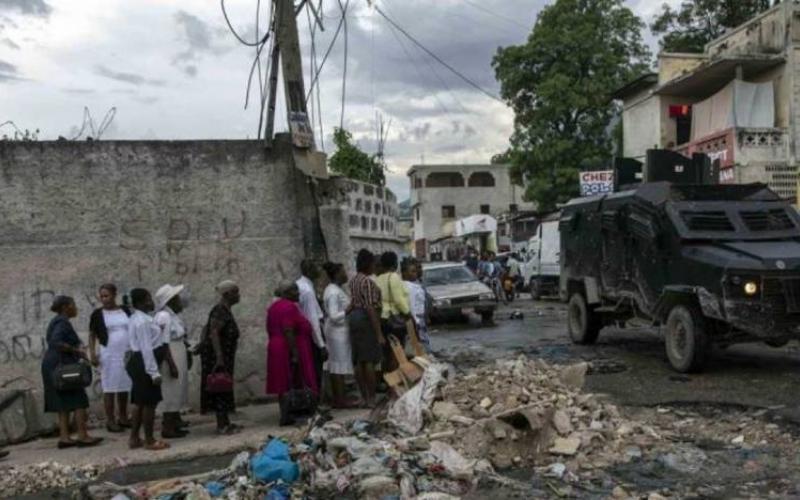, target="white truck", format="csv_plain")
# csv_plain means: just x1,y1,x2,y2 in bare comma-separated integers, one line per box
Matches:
522,215,561,300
